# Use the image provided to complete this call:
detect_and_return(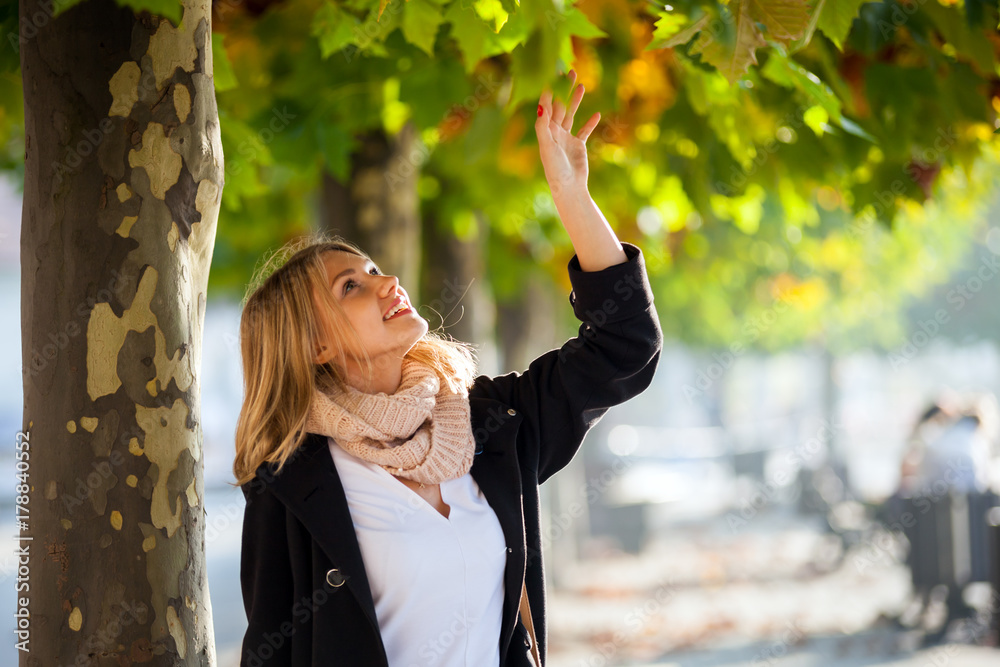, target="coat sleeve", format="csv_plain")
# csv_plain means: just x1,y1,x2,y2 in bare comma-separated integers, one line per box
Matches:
239,479,296,667
472,241,662,484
